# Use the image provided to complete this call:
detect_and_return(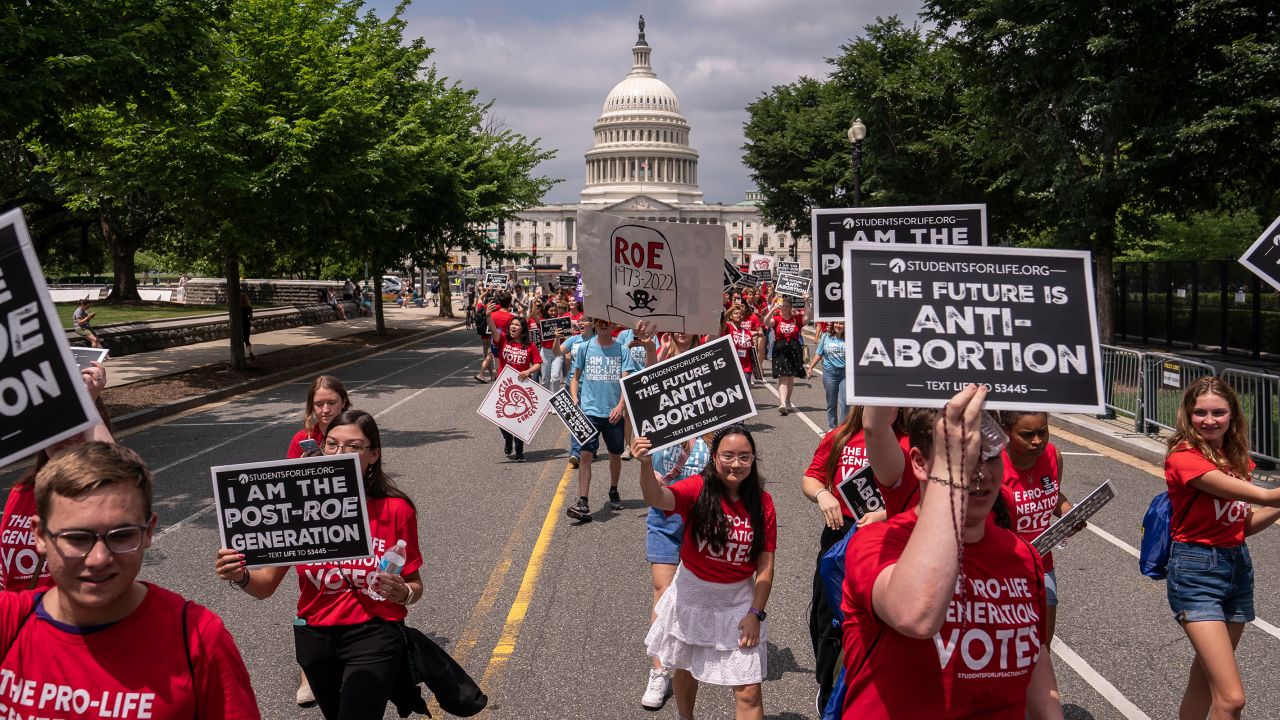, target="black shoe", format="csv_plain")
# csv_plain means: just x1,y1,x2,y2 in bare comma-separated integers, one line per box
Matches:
515,453,526,462
567,498,592,521
608,488,623,510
